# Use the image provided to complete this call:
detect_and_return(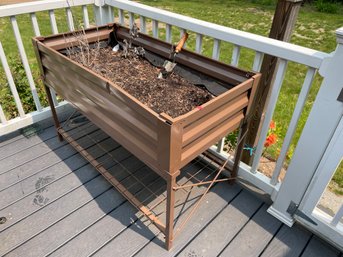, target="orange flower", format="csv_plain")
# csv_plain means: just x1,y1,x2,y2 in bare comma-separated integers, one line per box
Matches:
264,133,277,147
269,120,276,130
